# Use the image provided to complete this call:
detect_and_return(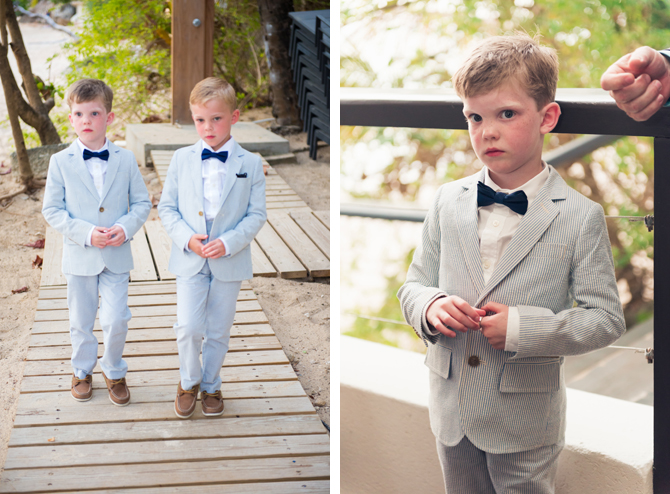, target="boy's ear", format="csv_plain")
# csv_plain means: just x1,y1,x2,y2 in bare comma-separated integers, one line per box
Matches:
540,102,561,135
232,109,240,125
106,111,115,126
